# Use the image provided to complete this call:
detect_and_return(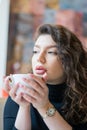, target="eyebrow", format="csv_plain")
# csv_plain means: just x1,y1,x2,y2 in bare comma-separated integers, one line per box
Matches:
34,45,58,49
